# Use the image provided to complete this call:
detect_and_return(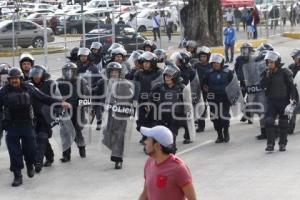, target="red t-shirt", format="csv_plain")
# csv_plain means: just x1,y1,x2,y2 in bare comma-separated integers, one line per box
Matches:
144,154,193,200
